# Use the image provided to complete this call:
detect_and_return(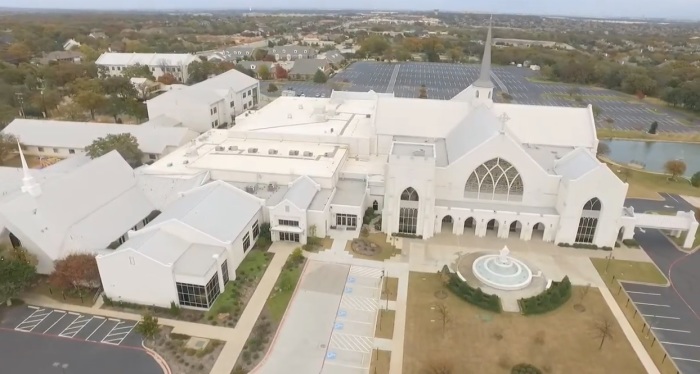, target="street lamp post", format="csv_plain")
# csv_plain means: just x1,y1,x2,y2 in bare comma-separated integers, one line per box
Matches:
53,362,68,374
